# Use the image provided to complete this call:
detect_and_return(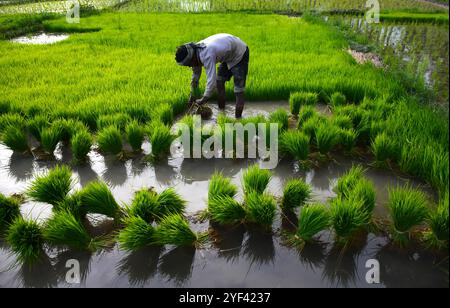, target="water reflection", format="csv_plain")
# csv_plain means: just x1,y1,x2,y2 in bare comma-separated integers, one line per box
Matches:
102,157,128,187
117,246,163,286
159,246,196,286
242,229,275,268
297,241,328,271
8,153,34,181
16,255,57,288
211,223,245,263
